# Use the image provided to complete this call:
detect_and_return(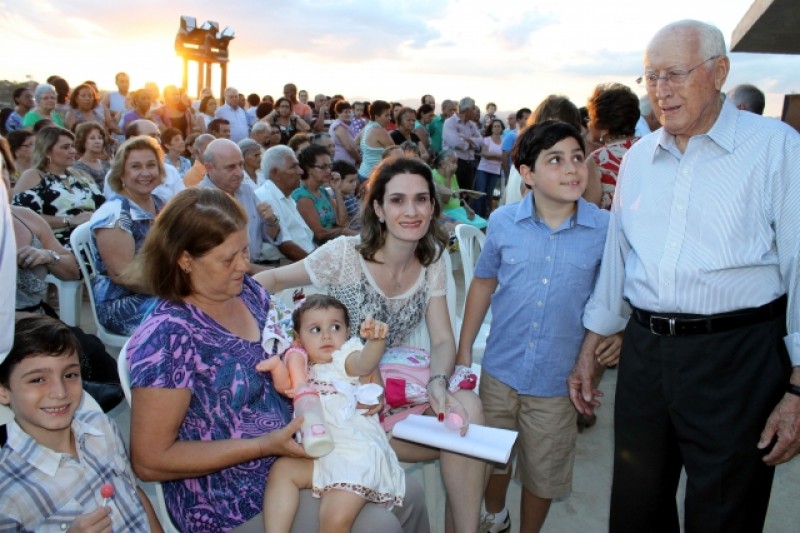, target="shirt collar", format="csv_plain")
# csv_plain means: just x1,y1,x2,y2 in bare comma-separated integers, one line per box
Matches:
200,175,242,197
513,194,600,229
651,94,736,160
6,414,105,477
265,179,290,199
